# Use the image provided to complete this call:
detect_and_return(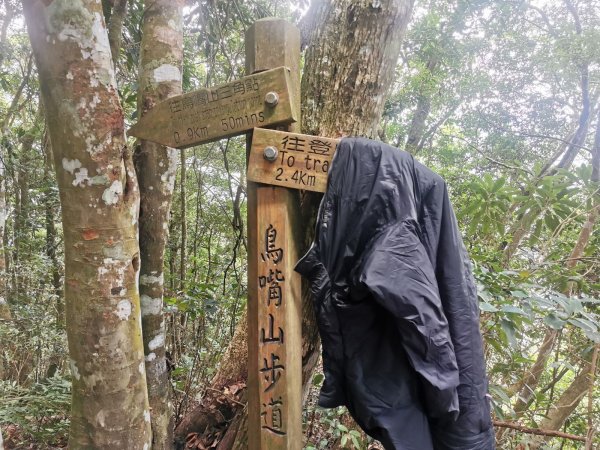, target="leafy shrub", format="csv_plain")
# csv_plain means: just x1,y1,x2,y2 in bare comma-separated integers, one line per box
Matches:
0,376,70,448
